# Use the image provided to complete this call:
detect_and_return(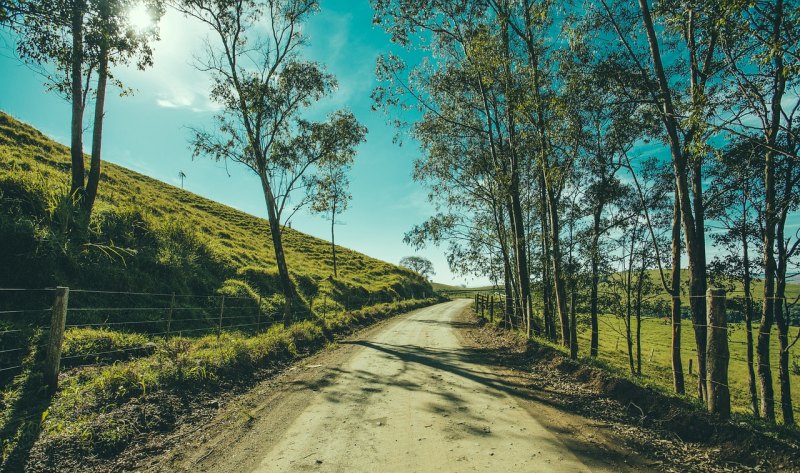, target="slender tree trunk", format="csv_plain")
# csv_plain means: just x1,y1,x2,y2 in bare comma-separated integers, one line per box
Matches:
671,190,685,393
775,274,793,424
504,201,523,326
638,0,708,403
540,179,555,341
590,205,602,357
760,169,777,422
625,233,635,375
741,221,758,416
500,10,532,337
546,185,571,352
510,187,531,335
331,199,338,278
636,255,645,376
776,202,793,425
690,162,709,402
504,262,513,324
757,0,785,423
260,173,298,327
85,46,108,218
570,274,577,358
70,0,85,199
